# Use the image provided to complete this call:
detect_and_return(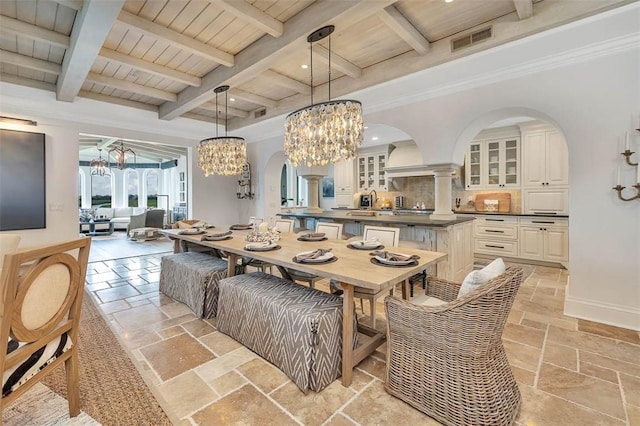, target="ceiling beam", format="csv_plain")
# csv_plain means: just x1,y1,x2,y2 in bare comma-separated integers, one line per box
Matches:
312,45,362,78
49,0,83,11
121,141,187,156
0,16,70,49
57,0,125,102
85,72,178,102
159,0,397,120
200,102,250,118
117,10,234,67
261,70,310,95
98,137,118,150
0,72,56,92
98,47,201,87
0,50,62,75
513,0,534,20
229,88,278,108
377,5,429,55
211,0,283,38
78,90,159,112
